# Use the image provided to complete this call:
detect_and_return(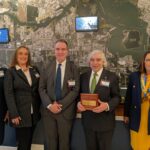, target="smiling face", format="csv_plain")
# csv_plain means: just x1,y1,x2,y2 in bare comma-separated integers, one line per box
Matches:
145,53,150,74
16,47,29,66
54,41,68,63
89,52,104,72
